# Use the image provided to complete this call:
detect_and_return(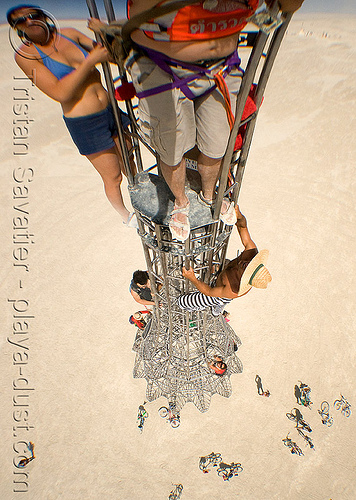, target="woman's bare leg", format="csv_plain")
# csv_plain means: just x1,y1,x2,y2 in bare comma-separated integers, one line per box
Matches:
86,146,130,221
